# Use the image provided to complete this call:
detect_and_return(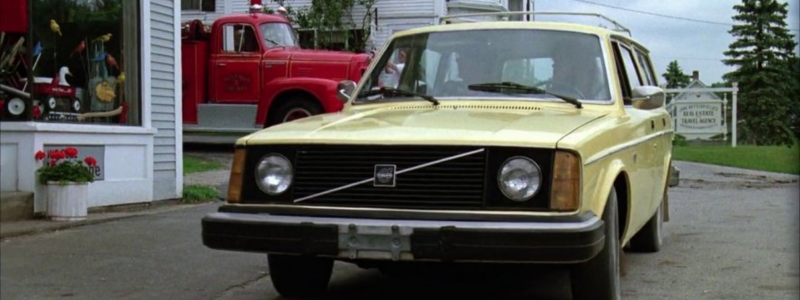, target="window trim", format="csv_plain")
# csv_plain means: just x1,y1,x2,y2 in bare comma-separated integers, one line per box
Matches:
181,0,215,12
